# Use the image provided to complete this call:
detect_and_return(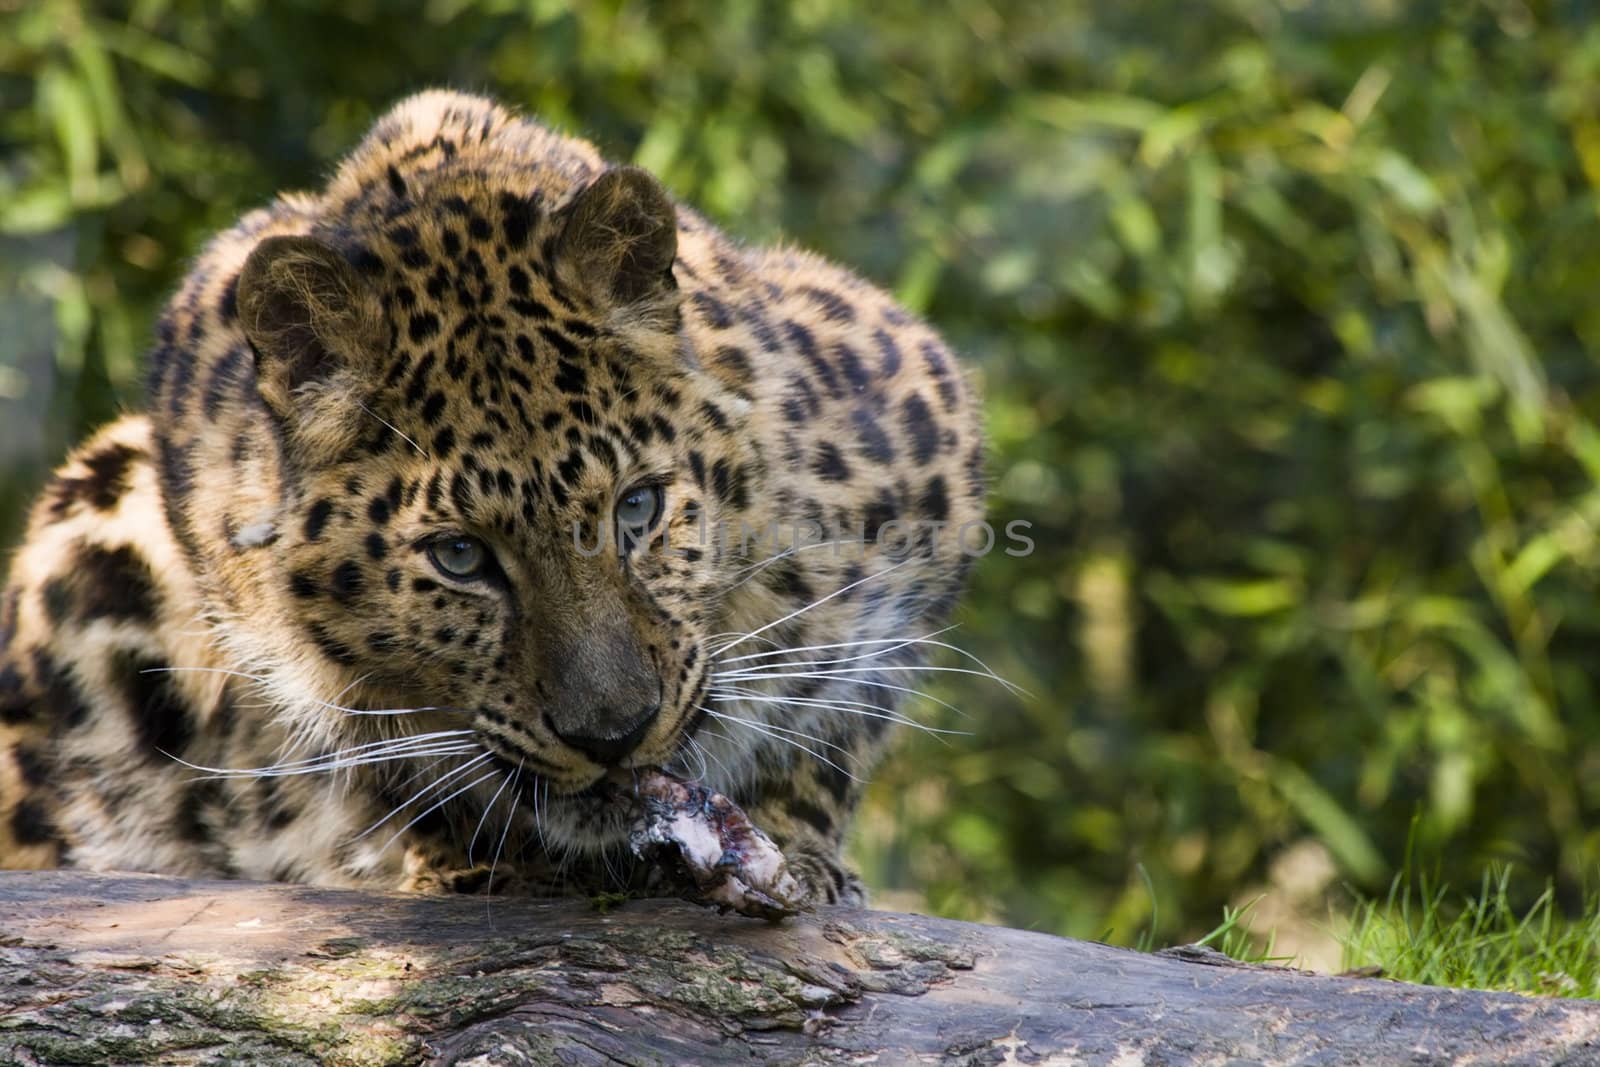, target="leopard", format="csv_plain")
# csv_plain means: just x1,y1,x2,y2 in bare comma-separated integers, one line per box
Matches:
0,90,985,909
